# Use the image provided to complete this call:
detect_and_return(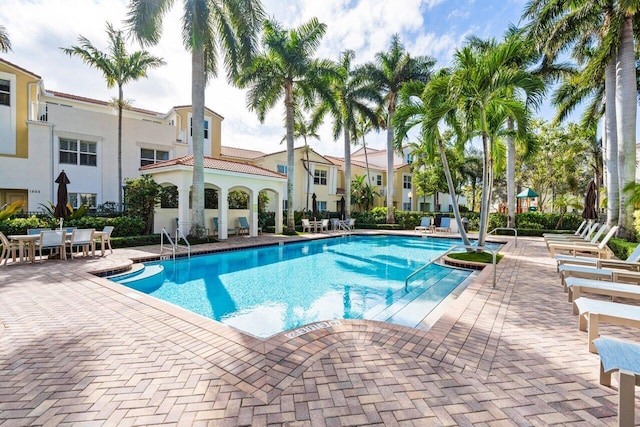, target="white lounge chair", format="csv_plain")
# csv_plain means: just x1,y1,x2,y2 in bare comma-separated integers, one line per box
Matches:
573,297,640,353
414,217,434,233
556,242,640,270
546,222,606,248
559,265,640,291
565,277,640,308
238,217,250,235
548,226,618,258
542,219,587,238
593,337,640,427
